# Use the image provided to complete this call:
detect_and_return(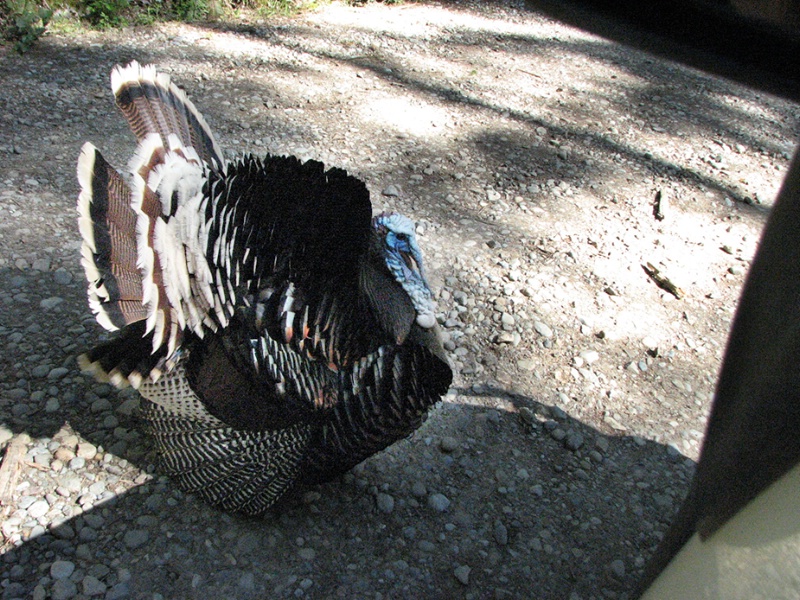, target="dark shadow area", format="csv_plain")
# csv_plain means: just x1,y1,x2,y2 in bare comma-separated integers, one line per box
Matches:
513,0,800,103
0,373,694,598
